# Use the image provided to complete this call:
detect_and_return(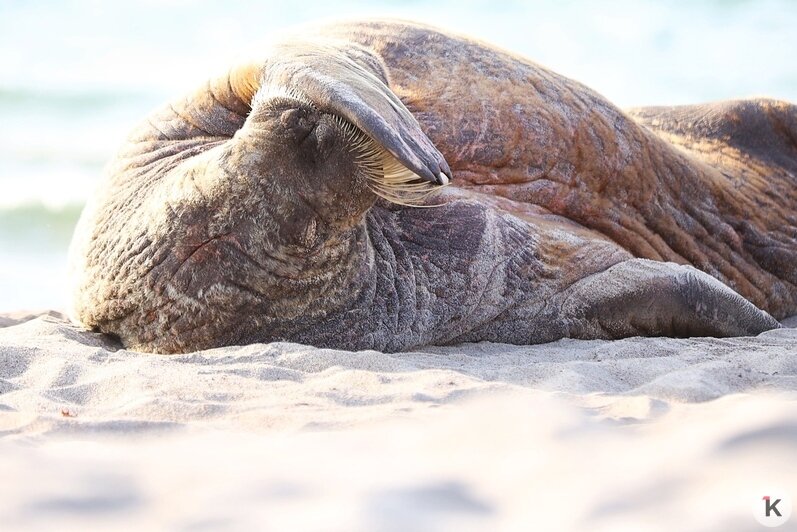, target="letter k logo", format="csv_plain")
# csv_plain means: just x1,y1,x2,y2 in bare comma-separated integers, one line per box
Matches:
764,496,783,517
754,490,791,526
